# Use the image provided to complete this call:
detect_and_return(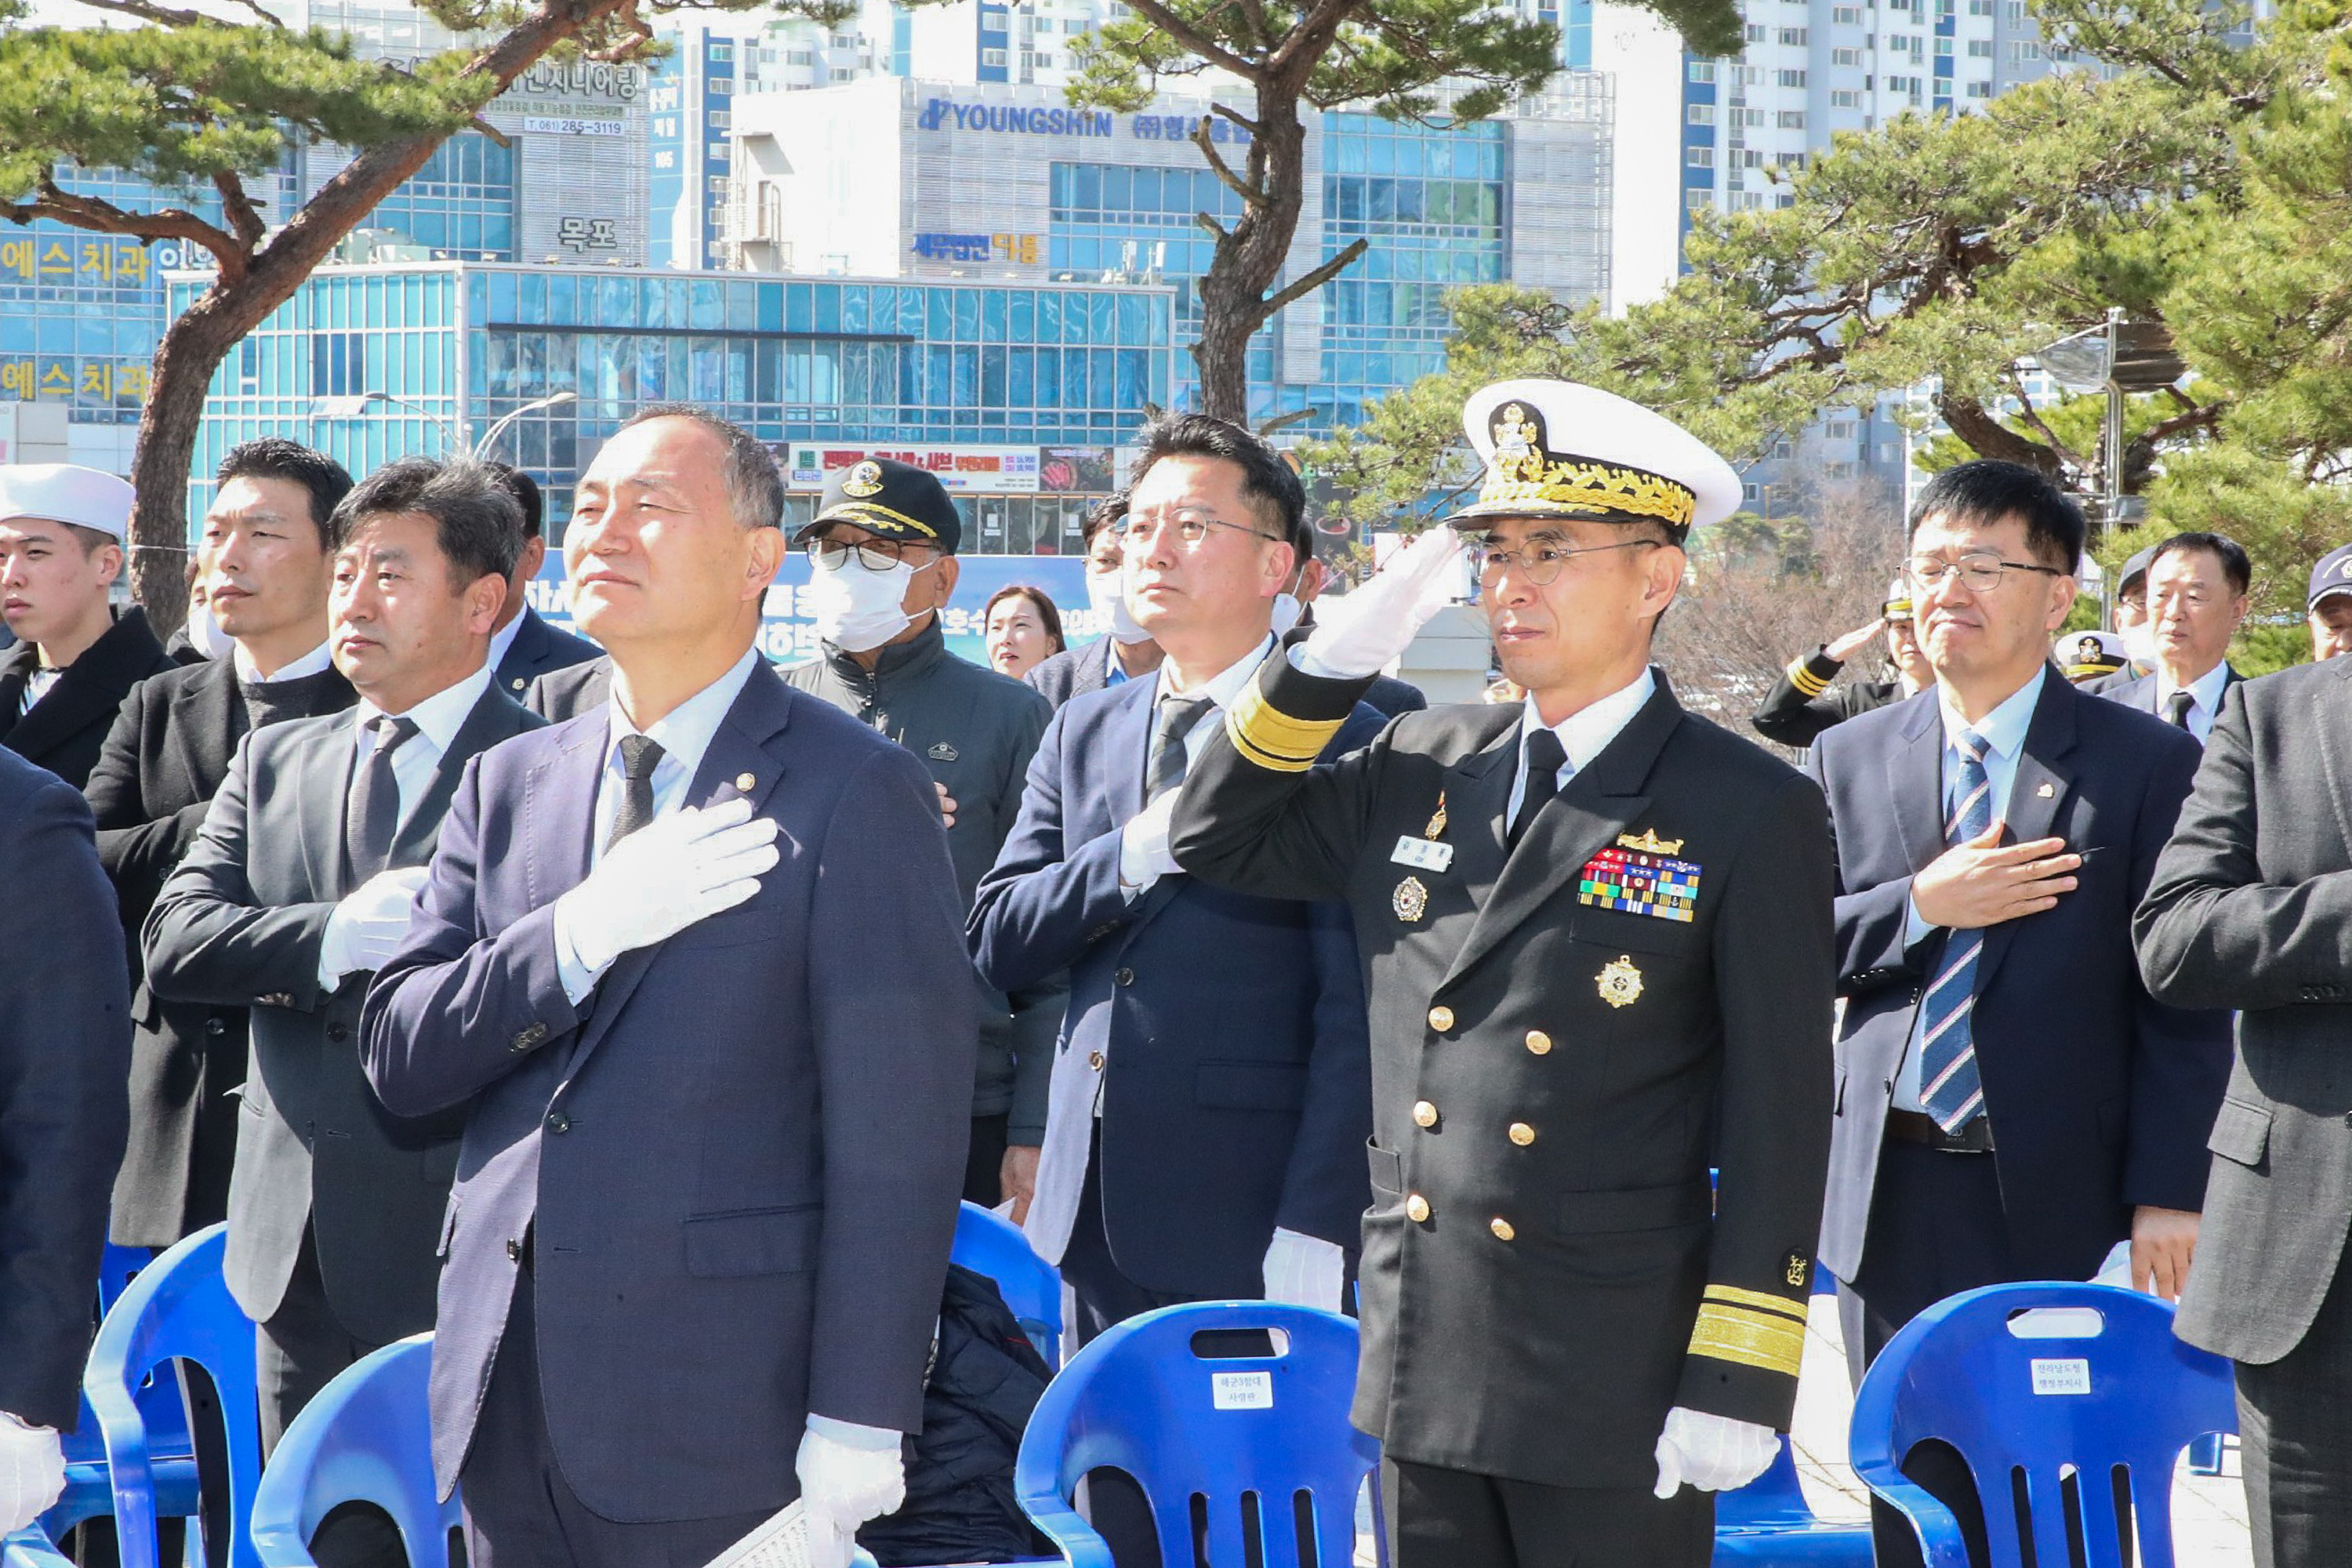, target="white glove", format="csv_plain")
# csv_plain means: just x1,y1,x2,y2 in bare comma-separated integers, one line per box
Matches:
1652,1406,1779,1499
318,866,431,986
1297,526,1467,679
797,1422,906,1568
1117,790,1181,895
0,1414,64,1534
554,798,781,975
1261,1228,1345,1312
